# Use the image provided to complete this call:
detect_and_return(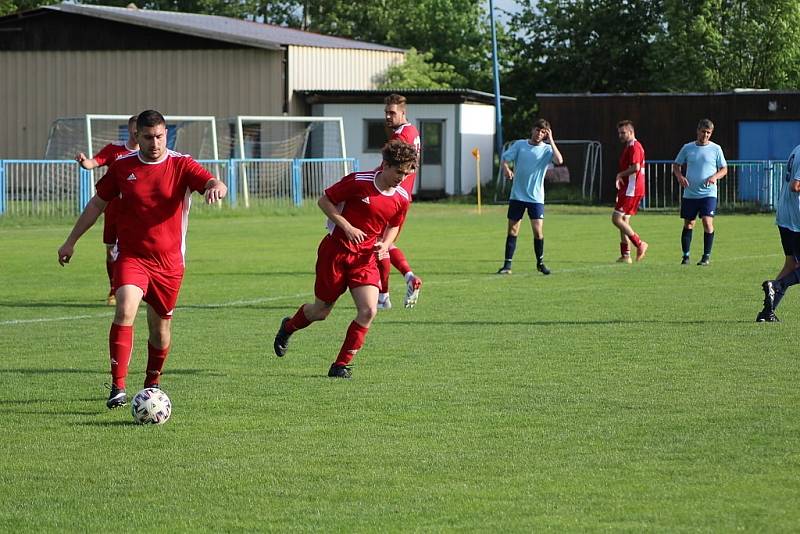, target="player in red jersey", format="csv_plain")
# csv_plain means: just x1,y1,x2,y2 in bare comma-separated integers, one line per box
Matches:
377,93,424,310
611,120,649,263
58,110,227,409
273,140,416,379
75,115,139,305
